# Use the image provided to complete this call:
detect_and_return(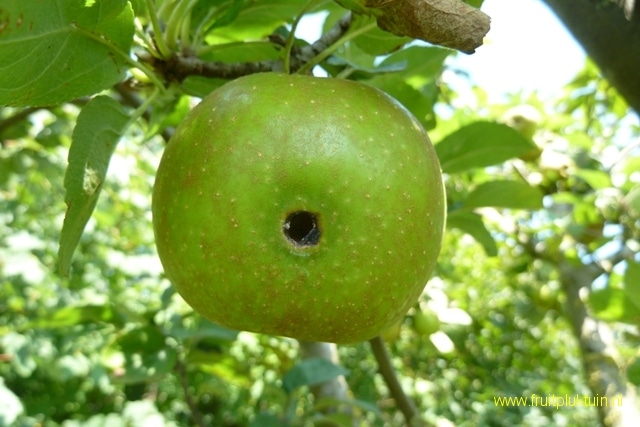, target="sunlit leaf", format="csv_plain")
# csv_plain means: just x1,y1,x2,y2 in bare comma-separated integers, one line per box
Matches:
589,265,640,325
0,0,134,106
57,95,130,276
446,210,497,256
436,122,538,173
574,169,612,190
464,180,544,210
626,261,640,286
368,73,437,129
26,304,125,329
378,45,451,83
209,0,308,40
